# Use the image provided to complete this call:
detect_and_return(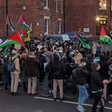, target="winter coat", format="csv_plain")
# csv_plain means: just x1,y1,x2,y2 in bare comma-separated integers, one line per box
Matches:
91,70,104,92
11,56,20,75
76,66,89,85
46,61,65,79
38,54,47,73
21,59,27,82
24,57,40,78
62,60,72,77
2,62,11,83
99,60,109,79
